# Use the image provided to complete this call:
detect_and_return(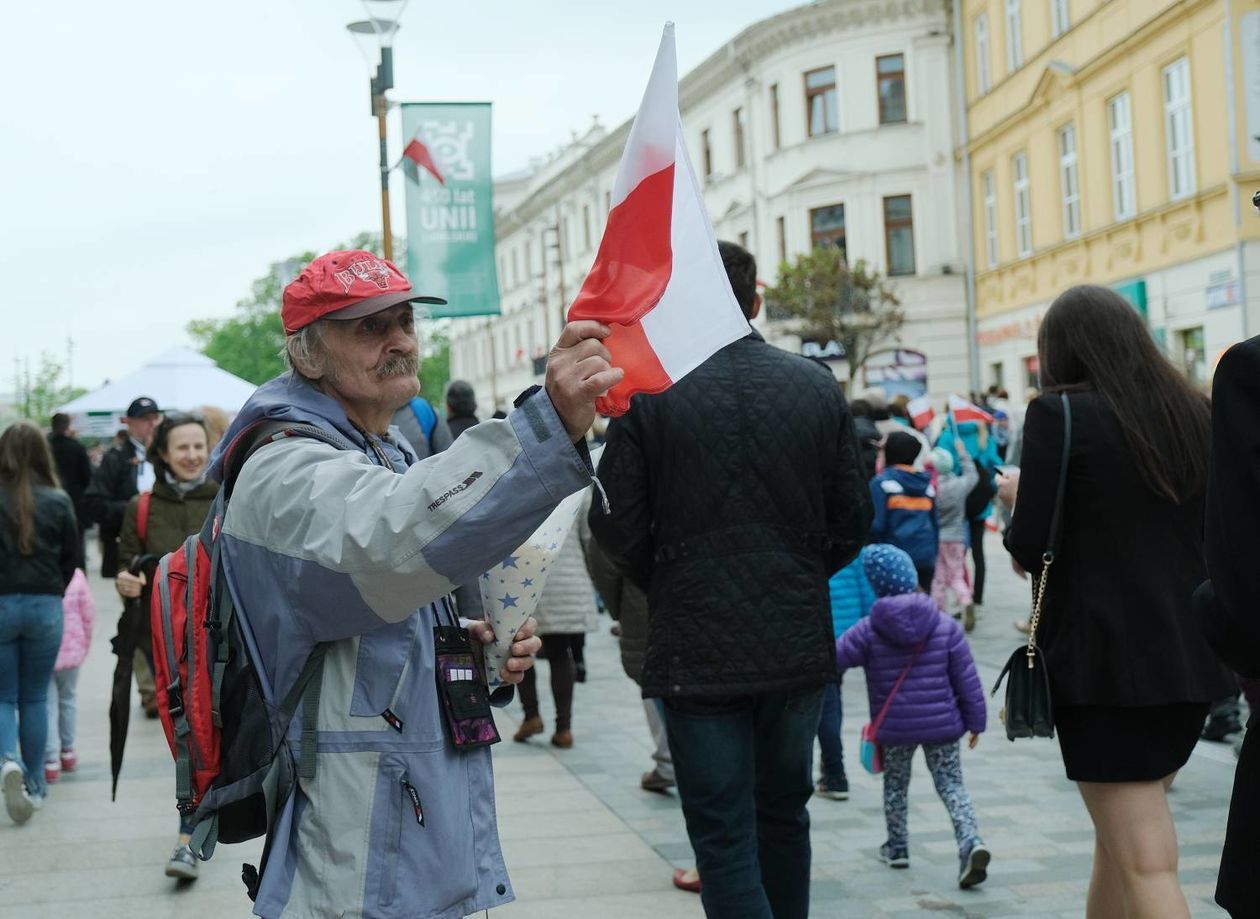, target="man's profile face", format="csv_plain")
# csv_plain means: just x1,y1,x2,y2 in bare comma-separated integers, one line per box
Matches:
320,303,421,417
126,412,160,448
